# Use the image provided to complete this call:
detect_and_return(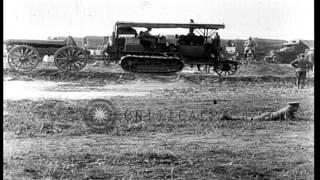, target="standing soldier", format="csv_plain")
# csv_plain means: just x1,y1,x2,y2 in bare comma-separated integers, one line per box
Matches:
65,36,77,46
189,19,201,71
188,19,195,35
210,32,221,58
290,53,313,89
139,27,157,48
244,37,256,60
306,49,314,74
